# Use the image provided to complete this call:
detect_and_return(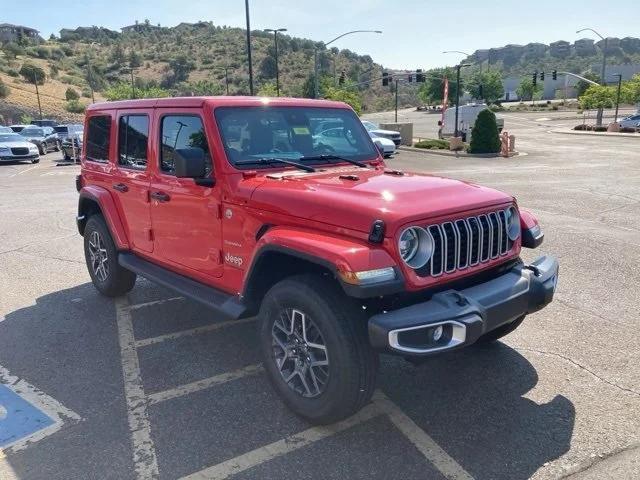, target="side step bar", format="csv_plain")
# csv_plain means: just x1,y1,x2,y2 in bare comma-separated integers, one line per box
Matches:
118,253,246,319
